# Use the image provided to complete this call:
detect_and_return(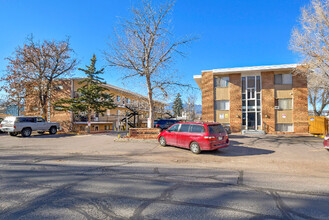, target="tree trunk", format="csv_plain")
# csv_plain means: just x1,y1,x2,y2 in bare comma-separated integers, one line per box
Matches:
88,109,91,133
47,87,51,122
146,76,154,128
